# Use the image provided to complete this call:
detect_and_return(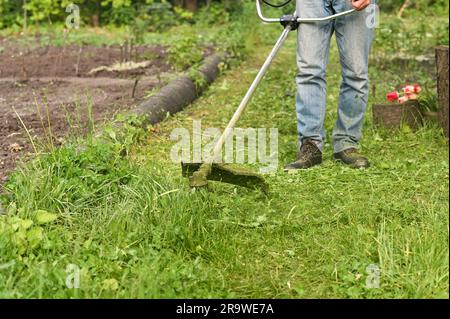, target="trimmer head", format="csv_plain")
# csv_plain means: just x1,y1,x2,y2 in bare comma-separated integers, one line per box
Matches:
182,162,269,193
